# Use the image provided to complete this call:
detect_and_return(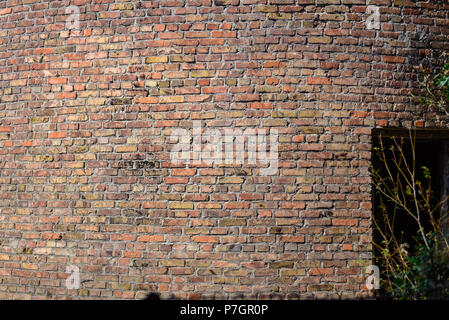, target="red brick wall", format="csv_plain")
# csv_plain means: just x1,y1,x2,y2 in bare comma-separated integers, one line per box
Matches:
0,0,448,299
